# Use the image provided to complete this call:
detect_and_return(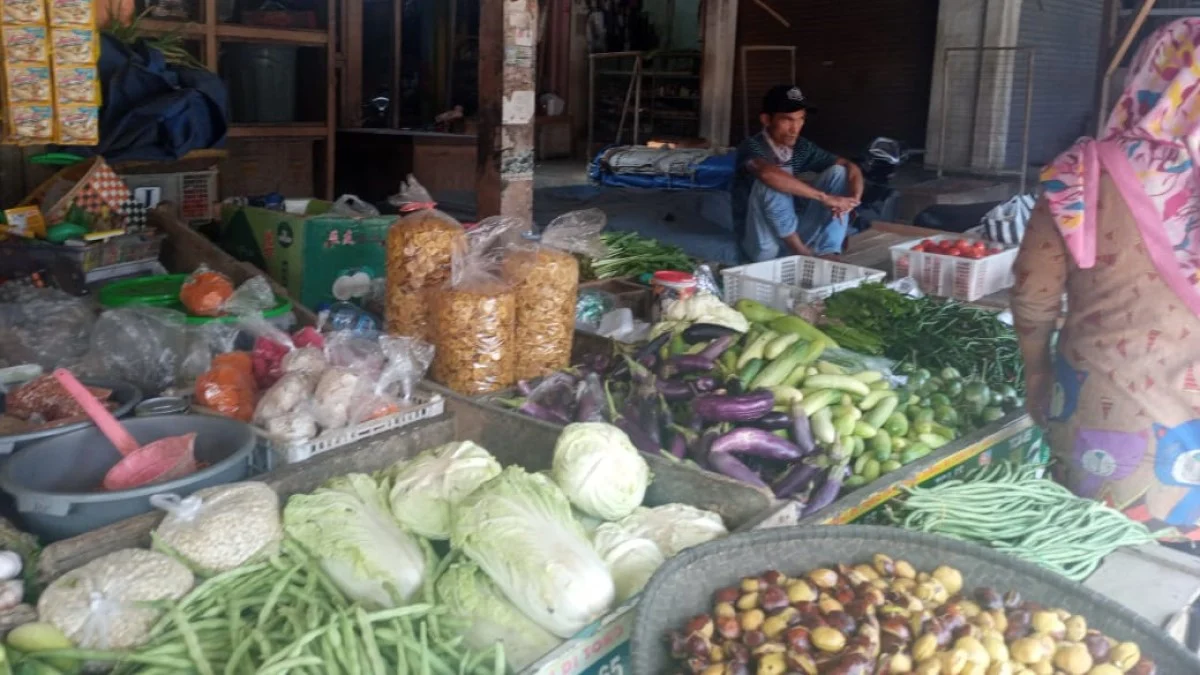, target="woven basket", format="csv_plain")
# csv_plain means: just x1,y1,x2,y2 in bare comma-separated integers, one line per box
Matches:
630,525,1200,674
